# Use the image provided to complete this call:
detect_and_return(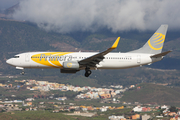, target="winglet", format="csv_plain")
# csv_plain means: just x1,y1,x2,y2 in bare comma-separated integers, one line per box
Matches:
111,37,120,49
